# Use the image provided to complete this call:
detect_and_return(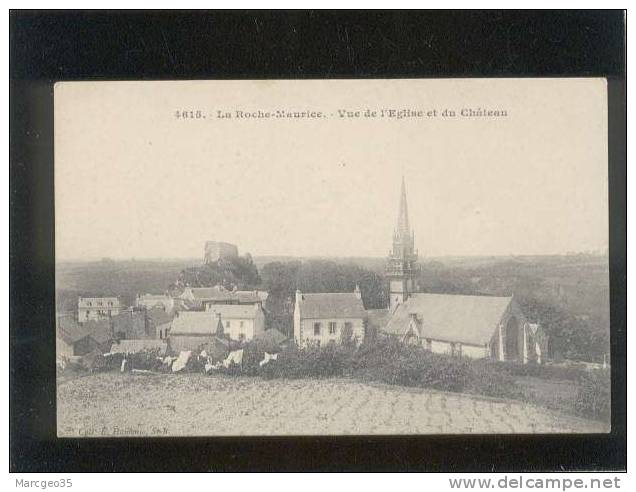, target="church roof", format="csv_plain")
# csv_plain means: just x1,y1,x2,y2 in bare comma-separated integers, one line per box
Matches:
383,293,513,346
297,293,366,319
